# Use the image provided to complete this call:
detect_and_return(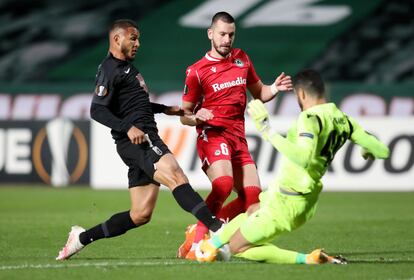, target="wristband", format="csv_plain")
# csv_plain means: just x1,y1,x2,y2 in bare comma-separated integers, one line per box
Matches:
270,82,278,96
